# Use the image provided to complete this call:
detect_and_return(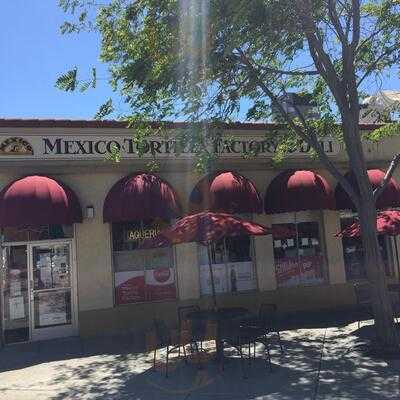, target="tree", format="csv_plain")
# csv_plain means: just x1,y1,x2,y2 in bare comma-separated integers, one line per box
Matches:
58,0,400,351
